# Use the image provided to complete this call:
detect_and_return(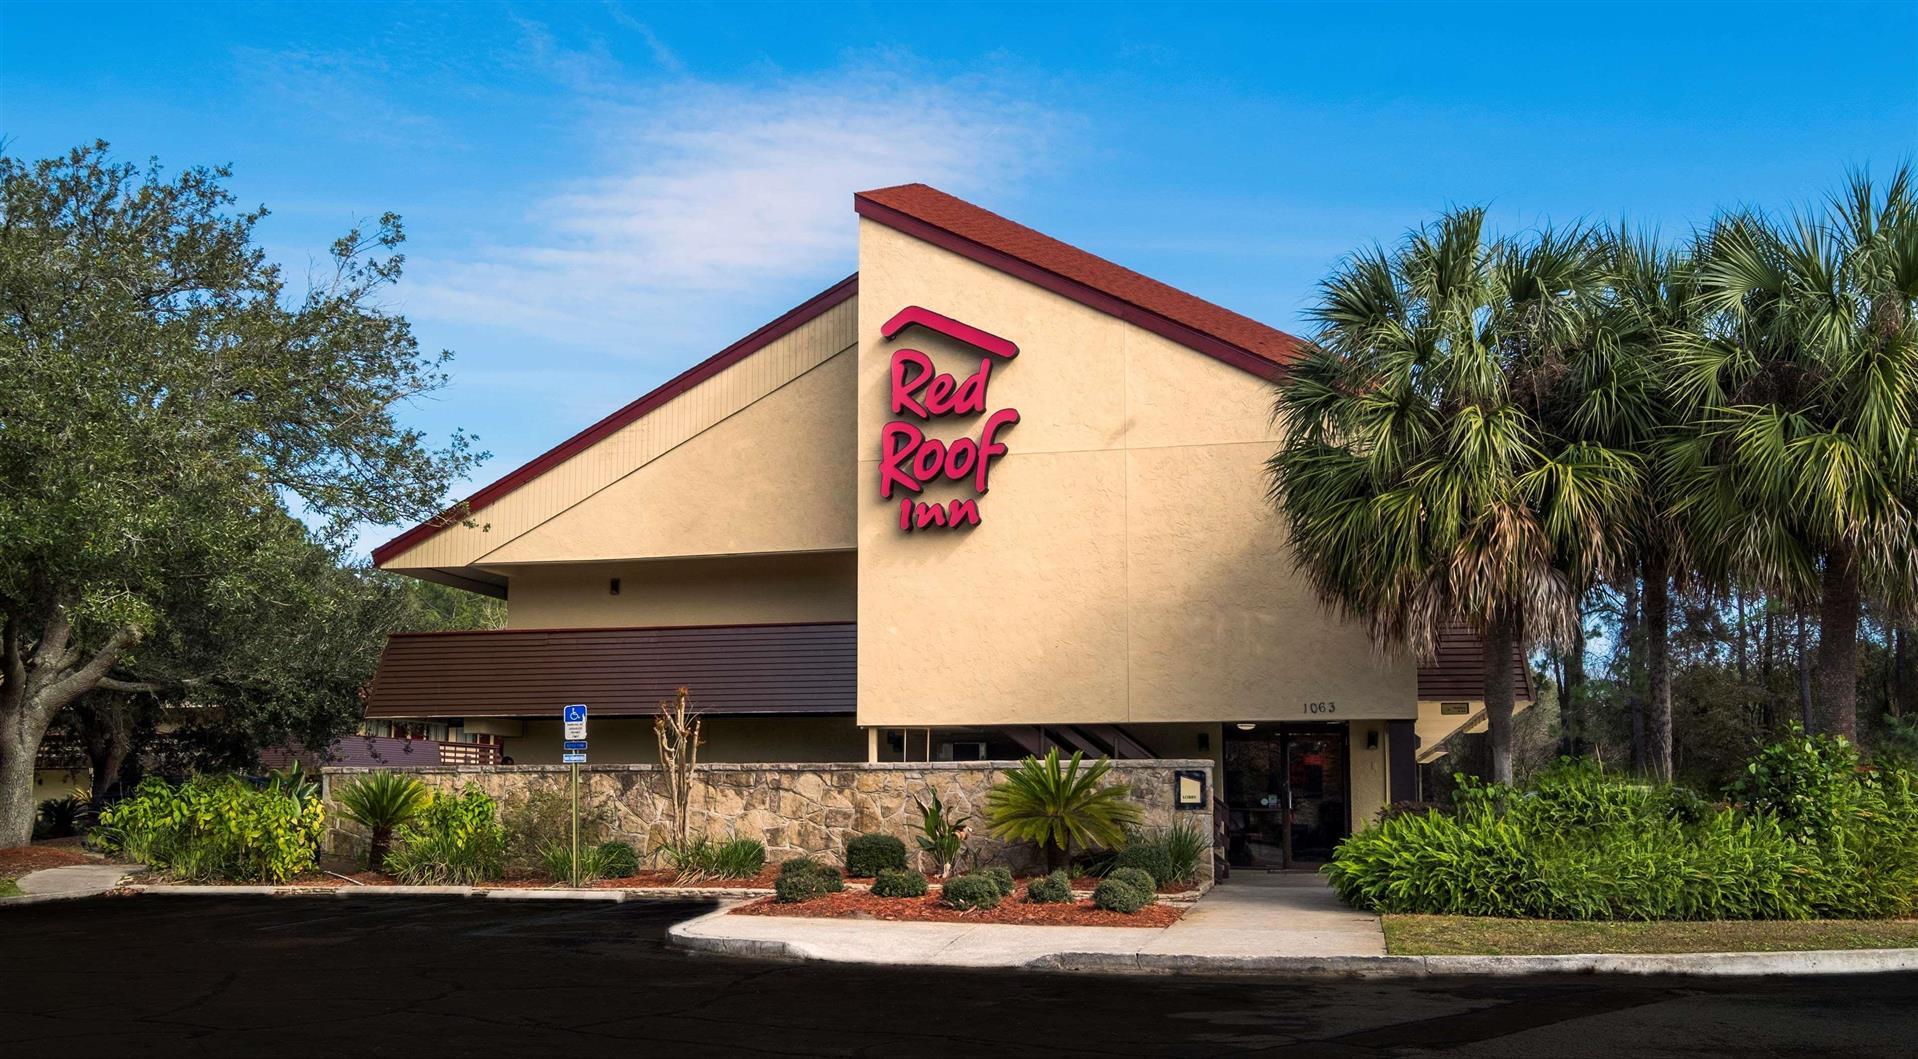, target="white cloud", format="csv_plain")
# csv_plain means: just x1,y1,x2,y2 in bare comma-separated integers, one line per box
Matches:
401,65,1061,356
